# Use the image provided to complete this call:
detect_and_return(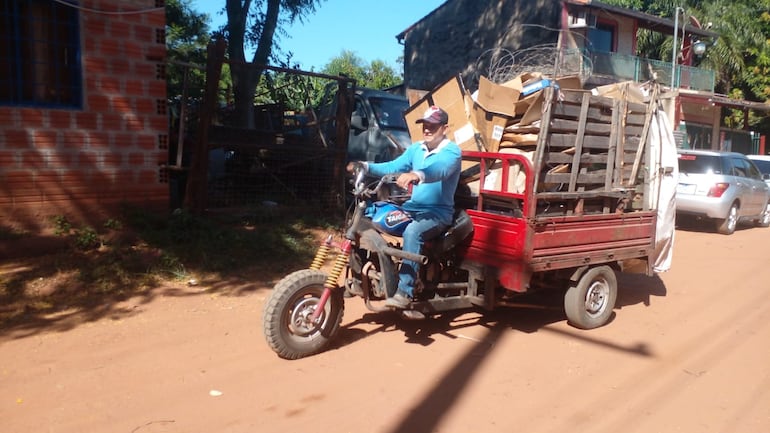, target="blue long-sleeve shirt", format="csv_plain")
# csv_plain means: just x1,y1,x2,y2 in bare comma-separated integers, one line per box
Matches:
367,138,462,225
